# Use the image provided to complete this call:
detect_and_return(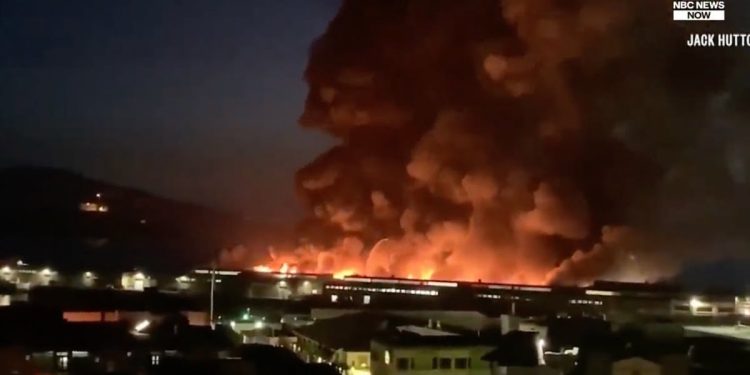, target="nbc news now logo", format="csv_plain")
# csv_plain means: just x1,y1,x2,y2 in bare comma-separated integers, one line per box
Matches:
673,1,725,21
